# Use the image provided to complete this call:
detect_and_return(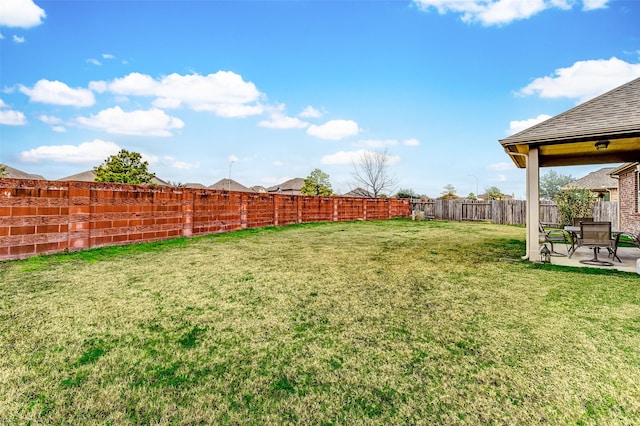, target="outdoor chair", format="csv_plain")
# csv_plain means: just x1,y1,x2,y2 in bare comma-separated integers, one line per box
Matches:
572,217,594,226
608,230,640,263
570,221,615,266
539,223,569,256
